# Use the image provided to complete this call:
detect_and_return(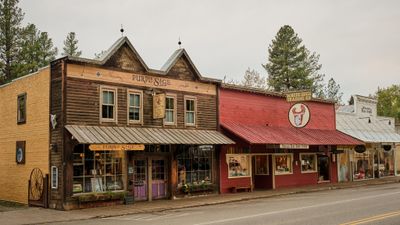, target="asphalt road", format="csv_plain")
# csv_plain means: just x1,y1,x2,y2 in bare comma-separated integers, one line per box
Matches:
50,183,400,225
